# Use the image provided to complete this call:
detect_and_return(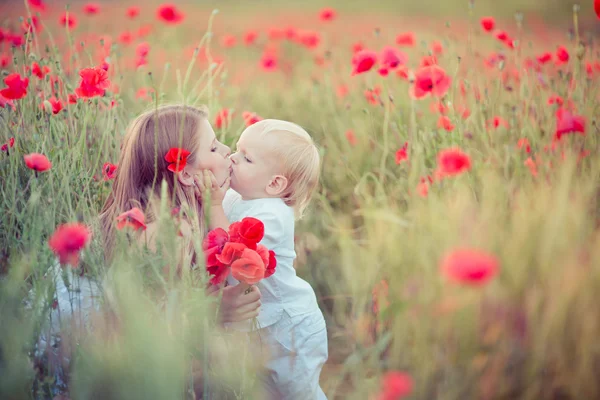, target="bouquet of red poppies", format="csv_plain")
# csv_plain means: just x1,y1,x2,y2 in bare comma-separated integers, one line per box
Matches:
202,217,277,288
